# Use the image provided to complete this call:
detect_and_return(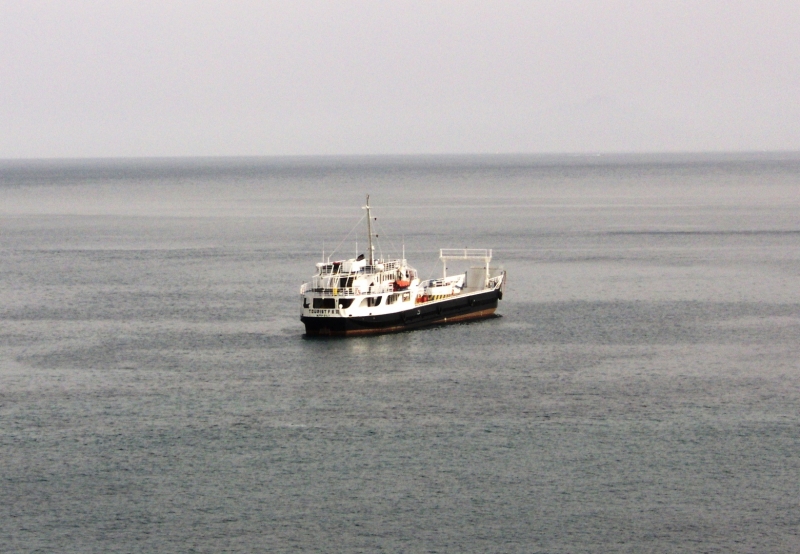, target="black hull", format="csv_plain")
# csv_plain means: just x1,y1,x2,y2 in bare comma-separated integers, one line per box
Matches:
301,289,501,337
